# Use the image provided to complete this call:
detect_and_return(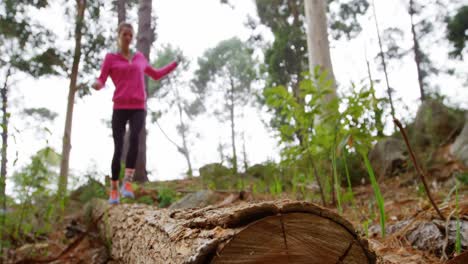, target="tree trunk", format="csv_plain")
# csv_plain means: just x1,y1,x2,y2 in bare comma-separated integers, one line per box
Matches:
58,0,86,201
229,78,237,174
241,132,248,172
134,0,155,182
285,0,307,148
0,67,11,262
289,0,306,106
409,0,426,102
114,0,130,169
116,0,126,25
90,199,376,263
177,99,193,178
371,0,396,123
304,0,337,103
